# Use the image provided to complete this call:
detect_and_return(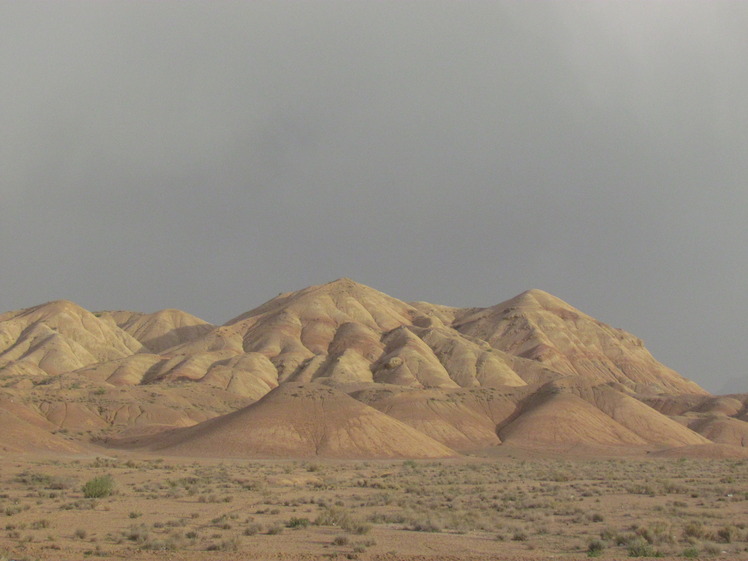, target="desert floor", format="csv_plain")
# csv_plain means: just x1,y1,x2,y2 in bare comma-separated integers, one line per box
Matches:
0,450,746,561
